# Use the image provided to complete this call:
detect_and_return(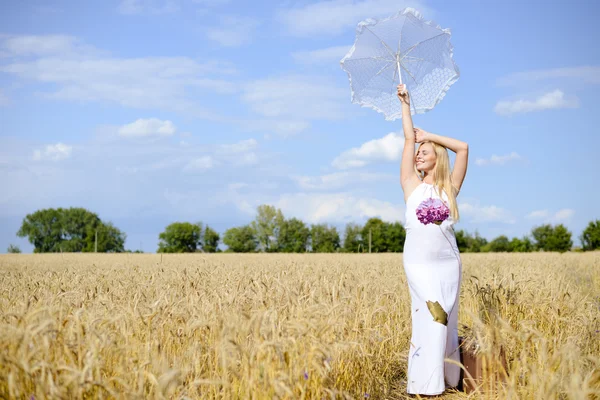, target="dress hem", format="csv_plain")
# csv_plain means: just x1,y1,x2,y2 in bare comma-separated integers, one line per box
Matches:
407,390,445,395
